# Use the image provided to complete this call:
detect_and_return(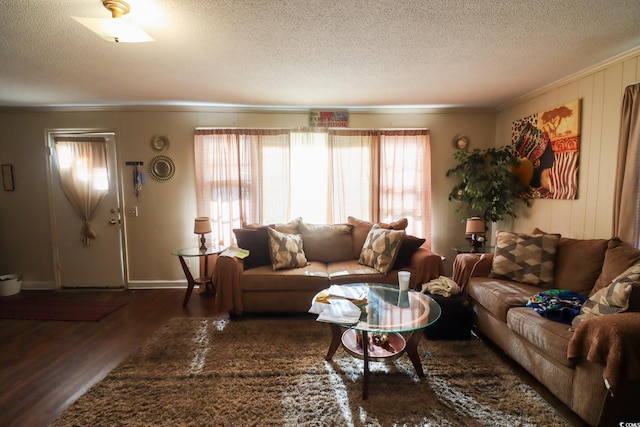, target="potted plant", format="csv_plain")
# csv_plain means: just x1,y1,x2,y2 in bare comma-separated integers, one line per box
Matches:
446,145,530,227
